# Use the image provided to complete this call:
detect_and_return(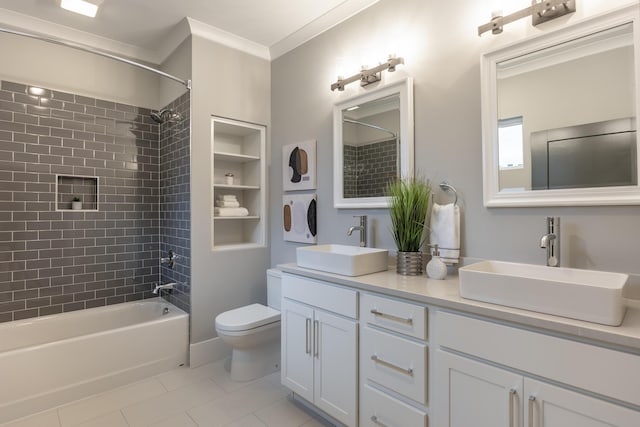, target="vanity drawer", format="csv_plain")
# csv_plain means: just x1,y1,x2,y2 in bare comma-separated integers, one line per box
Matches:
361,325,428,404
361,384,428,427
281,273,357,318
361,293,427,340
